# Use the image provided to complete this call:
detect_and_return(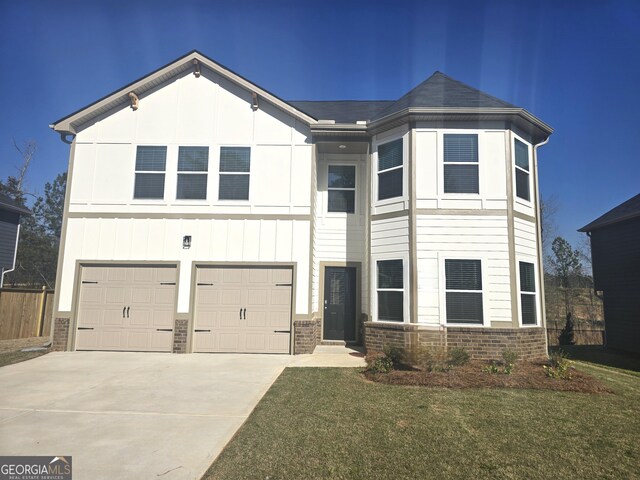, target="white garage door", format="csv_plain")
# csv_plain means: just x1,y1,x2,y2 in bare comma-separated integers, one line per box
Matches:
193,266,292,354
76,265,177,352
